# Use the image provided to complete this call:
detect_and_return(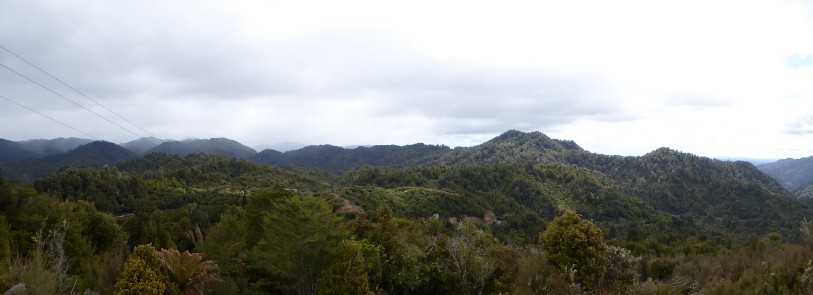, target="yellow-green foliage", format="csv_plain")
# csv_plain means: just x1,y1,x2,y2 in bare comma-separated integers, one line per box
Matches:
114,244,177,295
539,210,608,289
113,257,167,295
